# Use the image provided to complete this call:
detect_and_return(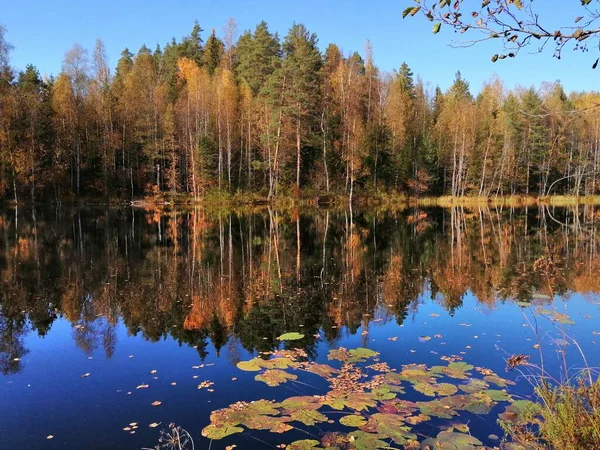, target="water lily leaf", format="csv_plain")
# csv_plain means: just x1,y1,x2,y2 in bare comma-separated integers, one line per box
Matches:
290,409,328,426
201,424,244,440
413,382,458,397
248,416,293,433
538,309,575,325
278,332,305,341
393,367,436,385
237,357,297,372
348,431,389,450
371,386,397,401
437,430,483,448
325,392,377,411
362,413,417,444
281,396,323,412
348,347,378,363
458,379,489,394
306,363,338,378
484,374,515,388
482,389,511,402
499,400,542,425
377,398,418,416
286,440,321,450
328,348,351,362
255,369,298,387
339,414,368,427
443,362,474,379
